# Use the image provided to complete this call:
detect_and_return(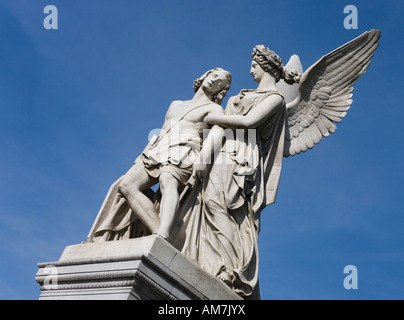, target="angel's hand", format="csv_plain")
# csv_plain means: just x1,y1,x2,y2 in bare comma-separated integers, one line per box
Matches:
192,162,208,181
